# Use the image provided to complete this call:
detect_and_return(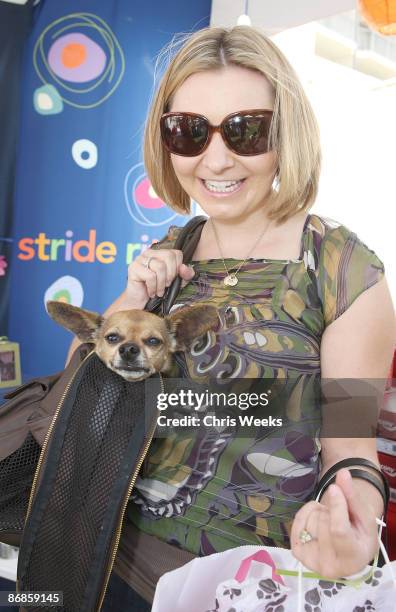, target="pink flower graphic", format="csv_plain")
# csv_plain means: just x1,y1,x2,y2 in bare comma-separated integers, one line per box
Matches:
0,255,8,276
